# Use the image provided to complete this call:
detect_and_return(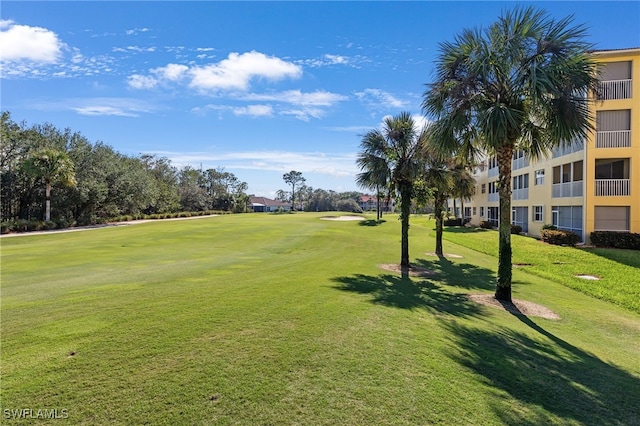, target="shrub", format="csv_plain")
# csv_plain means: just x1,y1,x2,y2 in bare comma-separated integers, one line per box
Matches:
542,224,557,230
479,221,494,229
541,229,581,246
510,224,523,235
590,231,640,250
444,218,463,226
